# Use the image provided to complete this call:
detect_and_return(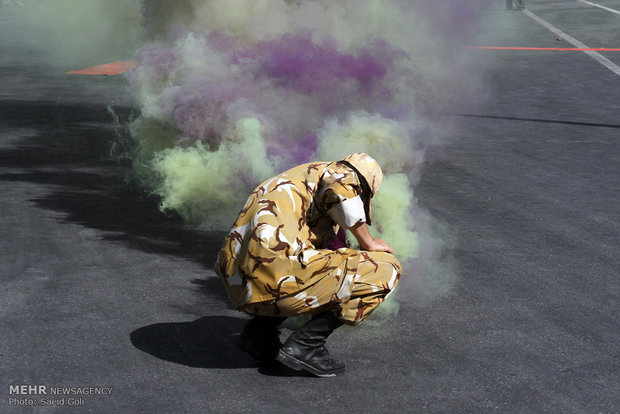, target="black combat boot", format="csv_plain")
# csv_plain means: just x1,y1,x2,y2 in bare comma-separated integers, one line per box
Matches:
276,310,345,377
238,316,286,363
